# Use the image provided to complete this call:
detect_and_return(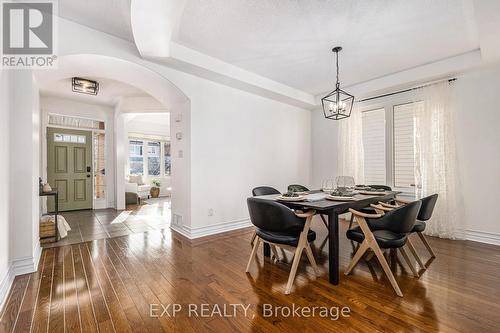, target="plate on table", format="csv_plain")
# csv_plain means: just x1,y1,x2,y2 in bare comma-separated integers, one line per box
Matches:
326,195,357,201
358,190,386,195
277,195,306,202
